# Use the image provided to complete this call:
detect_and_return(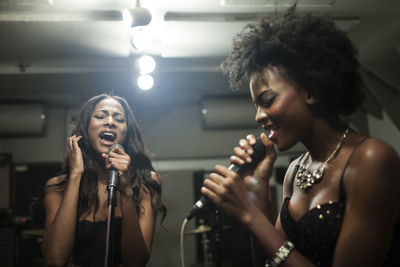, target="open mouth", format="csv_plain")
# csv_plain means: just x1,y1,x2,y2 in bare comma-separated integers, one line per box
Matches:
98,132,117,145
264,126,278,139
